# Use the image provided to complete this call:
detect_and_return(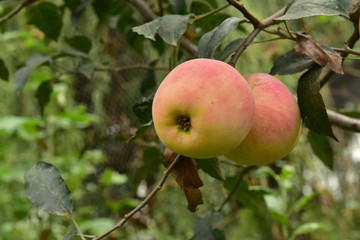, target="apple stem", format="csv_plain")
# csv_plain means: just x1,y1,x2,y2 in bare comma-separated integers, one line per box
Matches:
177,116,191,132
